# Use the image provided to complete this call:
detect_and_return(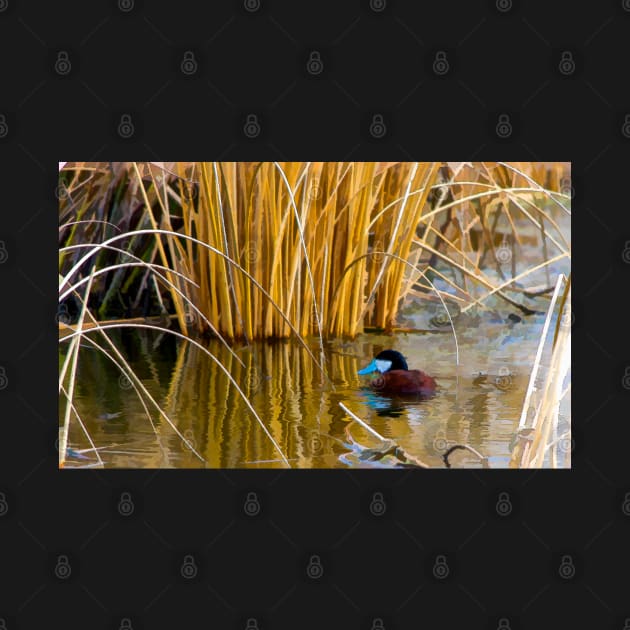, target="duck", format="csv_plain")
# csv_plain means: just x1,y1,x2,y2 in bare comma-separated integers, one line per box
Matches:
358,349,436,396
